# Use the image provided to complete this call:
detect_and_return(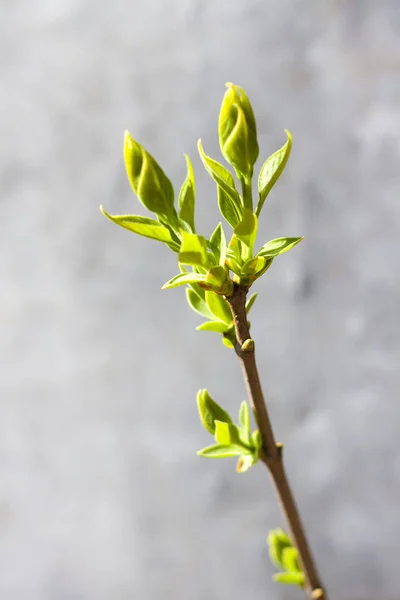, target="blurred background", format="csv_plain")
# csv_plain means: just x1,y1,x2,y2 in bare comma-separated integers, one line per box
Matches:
1,1,400,599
